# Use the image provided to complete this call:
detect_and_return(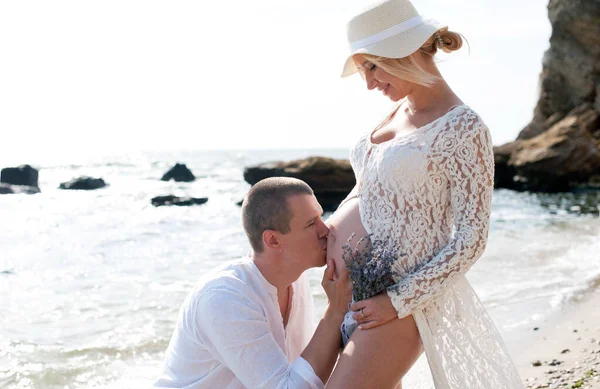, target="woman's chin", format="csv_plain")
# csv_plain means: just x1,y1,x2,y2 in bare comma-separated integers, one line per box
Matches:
383,89,401,102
